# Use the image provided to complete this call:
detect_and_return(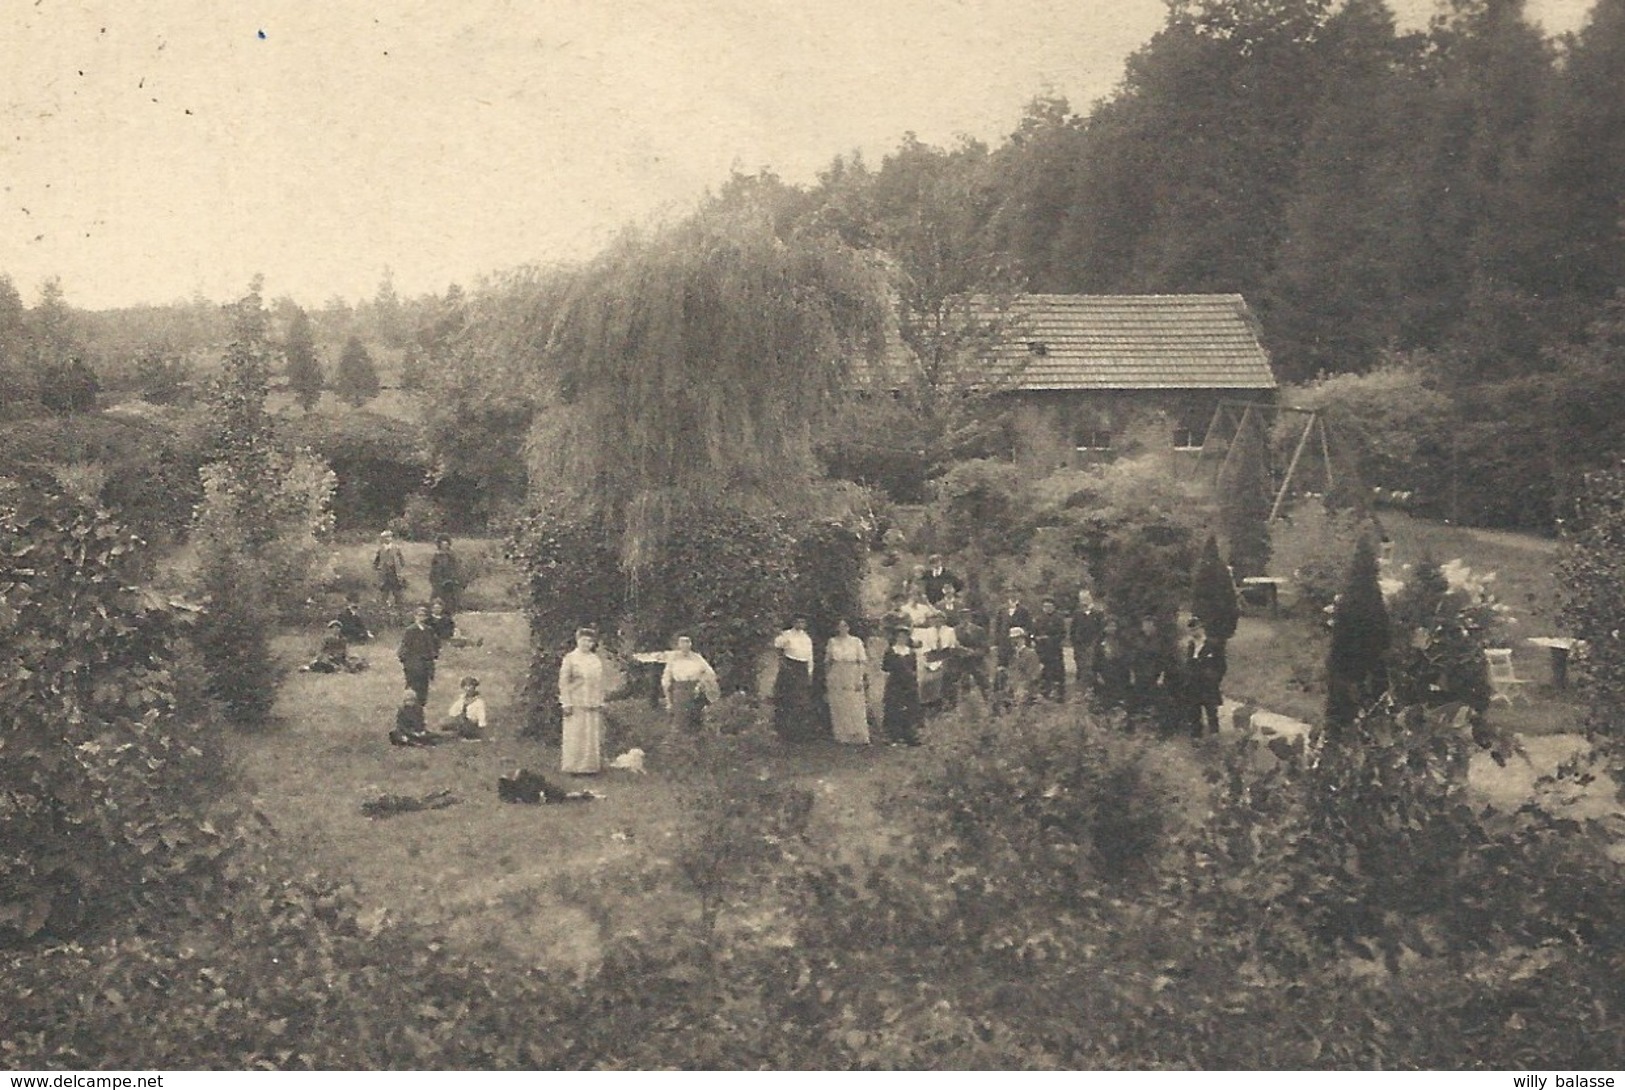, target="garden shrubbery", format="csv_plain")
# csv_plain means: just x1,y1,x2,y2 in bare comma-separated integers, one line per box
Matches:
0,412,207,545
5,658,1622,1067
0,476,234,944
1559,465,1625,795
277,410,431,531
